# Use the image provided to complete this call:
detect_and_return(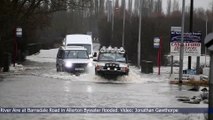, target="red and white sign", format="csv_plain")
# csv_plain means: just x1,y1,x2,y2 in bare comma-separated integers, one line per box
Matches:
170,26,202,56
170,42,201,56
